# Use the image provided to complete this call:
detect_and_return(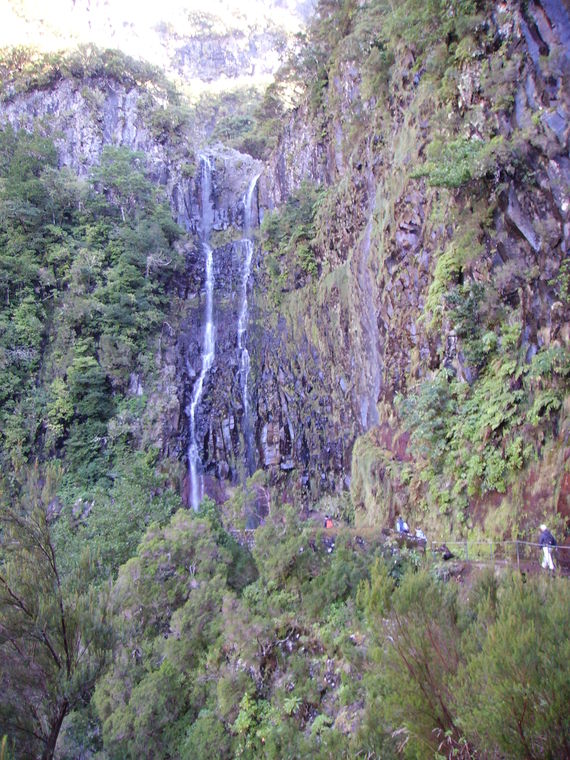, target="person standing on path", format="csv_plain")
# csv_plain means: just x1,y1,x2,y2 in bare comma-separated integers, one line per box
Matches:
539,524,557,571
